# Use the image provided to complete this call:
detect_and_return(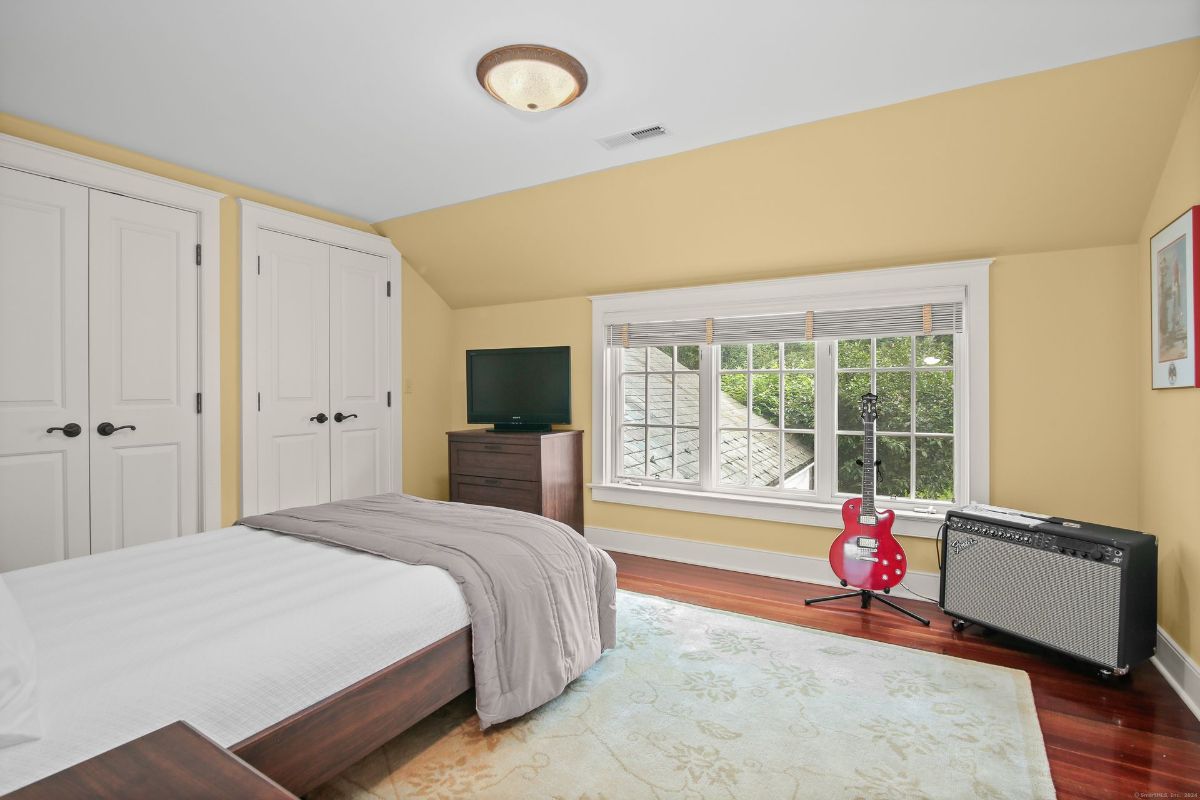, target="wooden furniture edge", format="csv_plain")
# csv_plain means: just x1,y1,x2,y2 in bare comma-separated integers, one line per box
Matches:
231,625,474,795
